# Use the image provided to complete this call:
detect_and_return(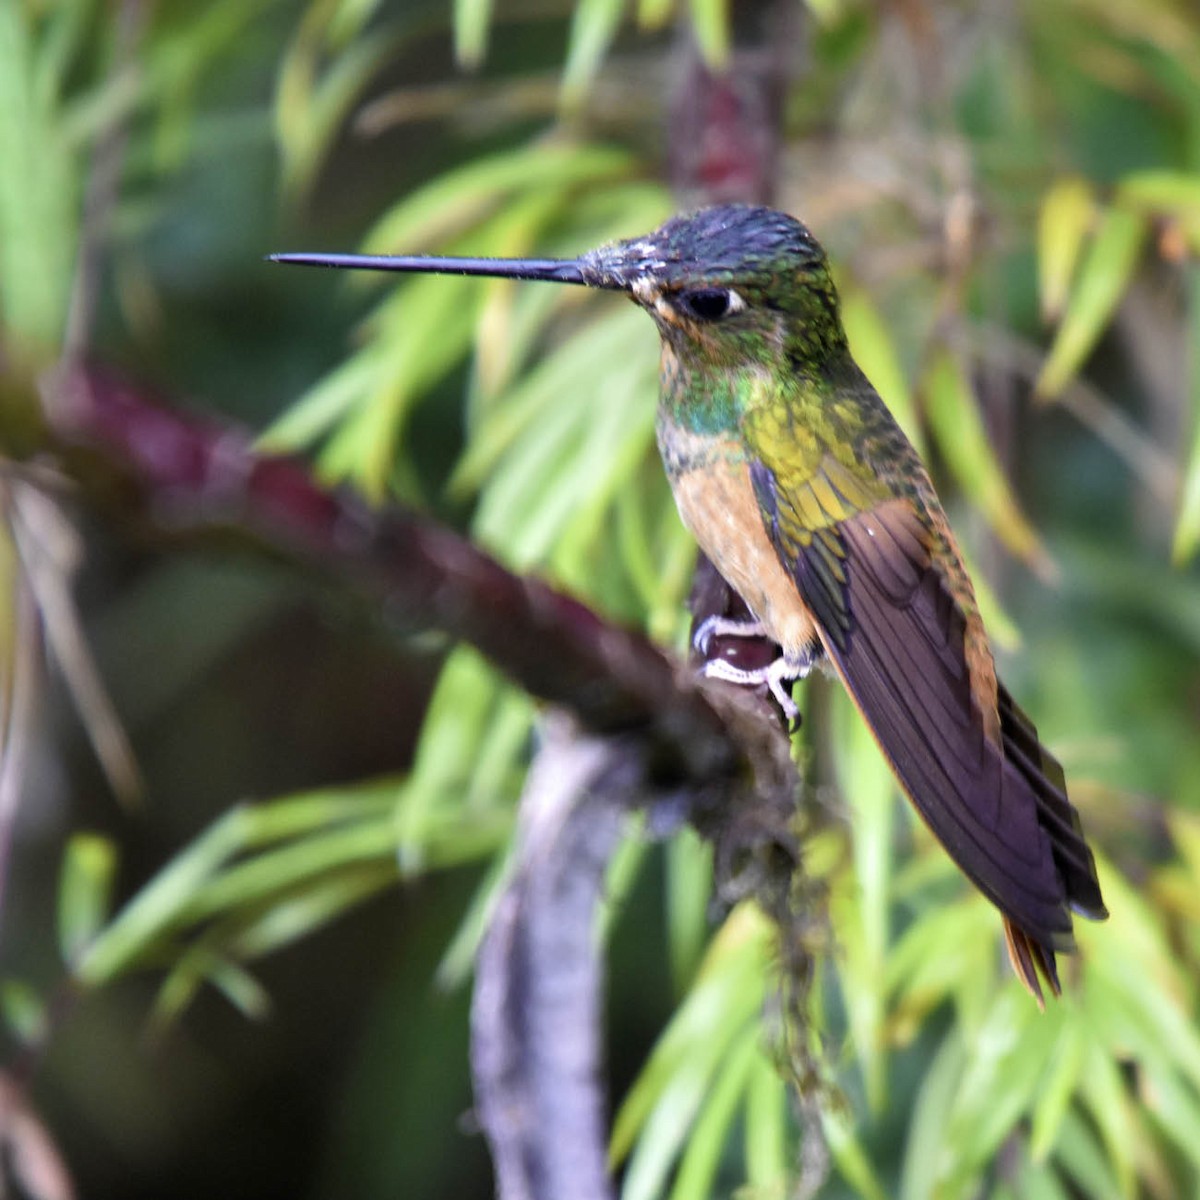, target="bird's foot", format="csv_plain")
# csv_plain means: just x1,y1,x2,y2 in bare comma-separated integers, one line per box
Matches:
692,614,768,653
702,652,812,723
